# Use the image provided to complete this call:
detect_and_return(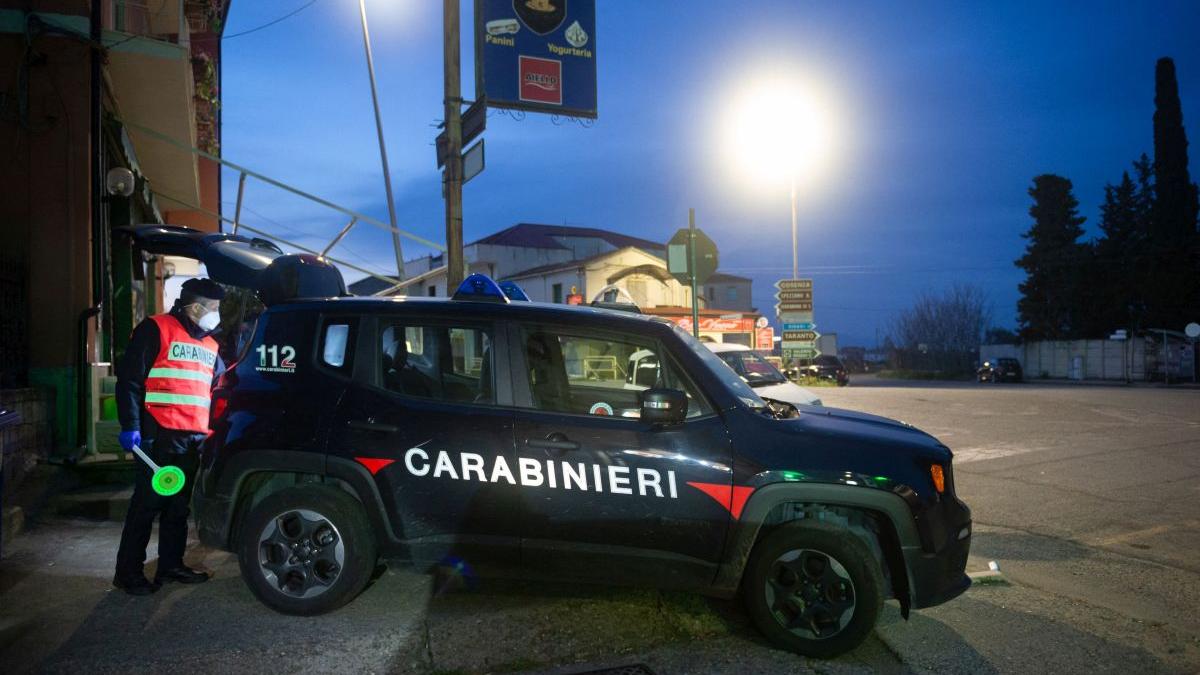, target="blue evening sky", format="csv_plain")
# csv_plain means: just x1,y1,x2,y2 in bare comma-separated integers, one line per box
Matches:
219,1,1200,346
